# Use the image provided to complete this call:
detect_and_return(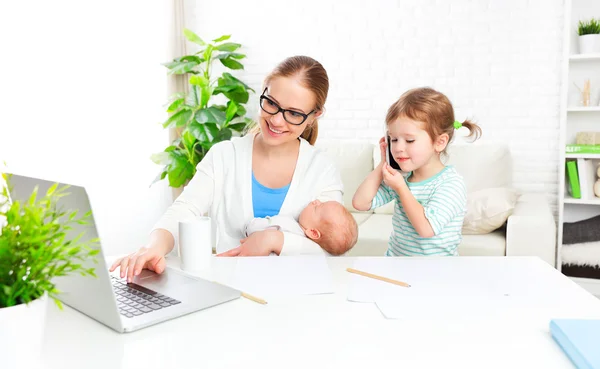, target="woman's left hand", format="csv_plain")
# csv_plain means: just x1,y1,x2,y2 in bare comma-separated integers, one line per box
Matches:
217,229,284,257
382,162,407,193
